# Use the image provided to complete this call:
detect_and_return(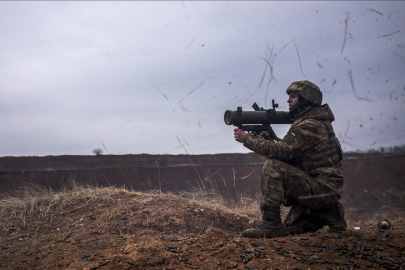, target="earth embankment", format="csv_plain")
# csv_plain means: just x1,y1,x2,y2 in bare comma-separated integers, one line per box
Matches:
1,153,404,219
